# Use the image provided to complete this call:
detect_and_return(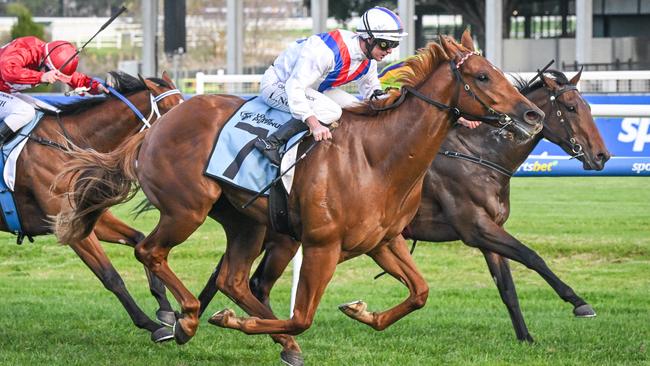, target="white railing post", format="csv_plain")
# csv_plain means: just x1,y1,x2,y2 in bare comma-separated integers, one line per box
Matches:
195,72,205,95
289,246,303,318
